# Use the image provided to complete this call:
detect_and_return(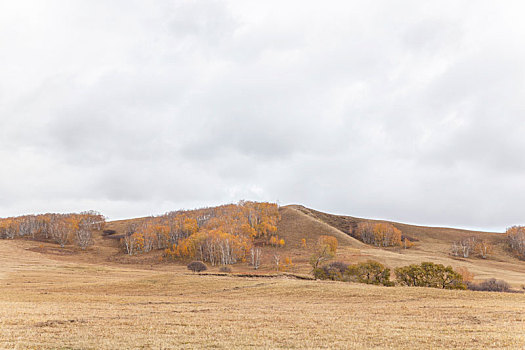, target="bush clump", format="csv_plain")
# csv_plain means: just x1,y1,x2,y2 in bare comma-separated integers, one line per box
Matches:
313,261,348,280
187,261,207,273
313,260,392,286
219,266,232,273
347,261,393,286
394,262,466,290
467,279,511,292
